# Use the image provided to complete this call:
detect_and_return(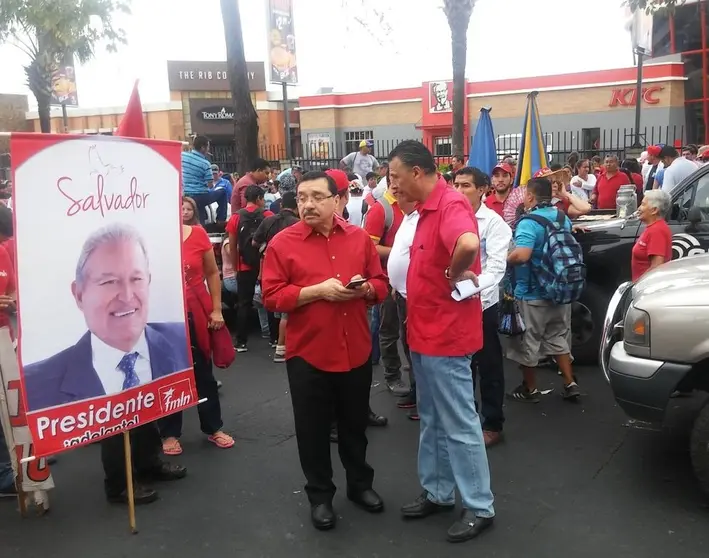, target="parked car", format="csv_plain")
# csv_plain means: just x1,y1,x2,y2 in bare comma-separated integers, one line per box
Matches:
570,164,709,363
600,255,709,493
